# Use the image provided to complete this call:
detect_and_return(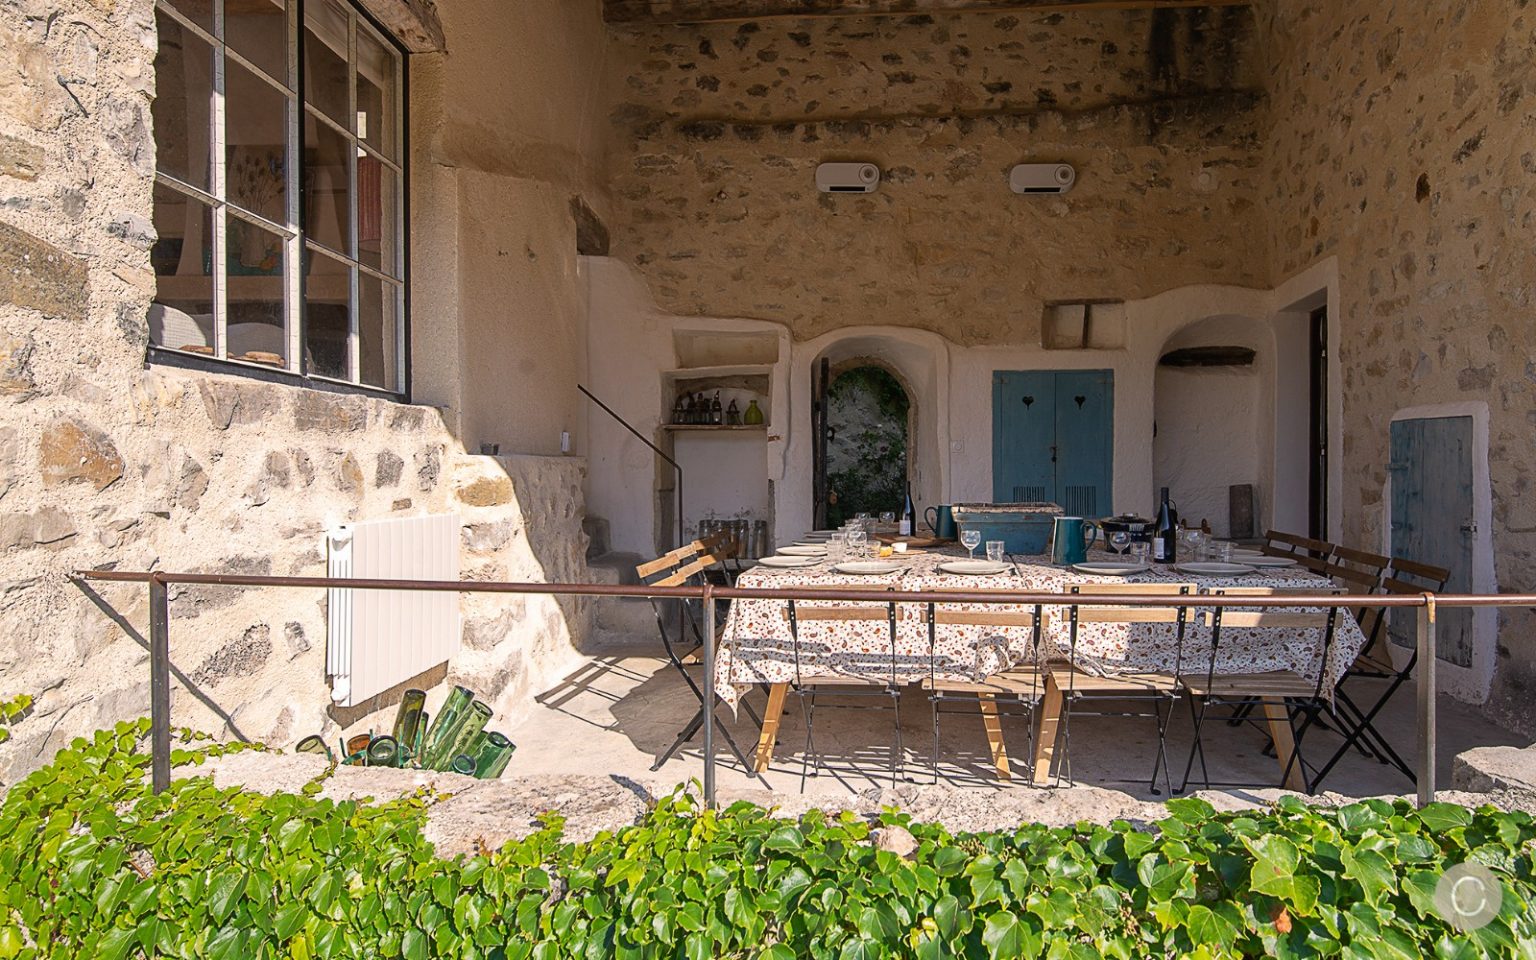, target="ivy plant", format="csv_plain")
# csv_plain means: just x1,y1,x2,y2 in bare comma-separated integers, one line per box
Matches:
1,720,1534,959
